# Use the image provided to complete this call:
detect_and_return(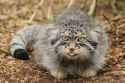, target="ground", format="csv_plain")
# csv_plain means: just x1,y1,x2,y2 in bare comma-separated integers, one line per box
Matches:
0,0,125,83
